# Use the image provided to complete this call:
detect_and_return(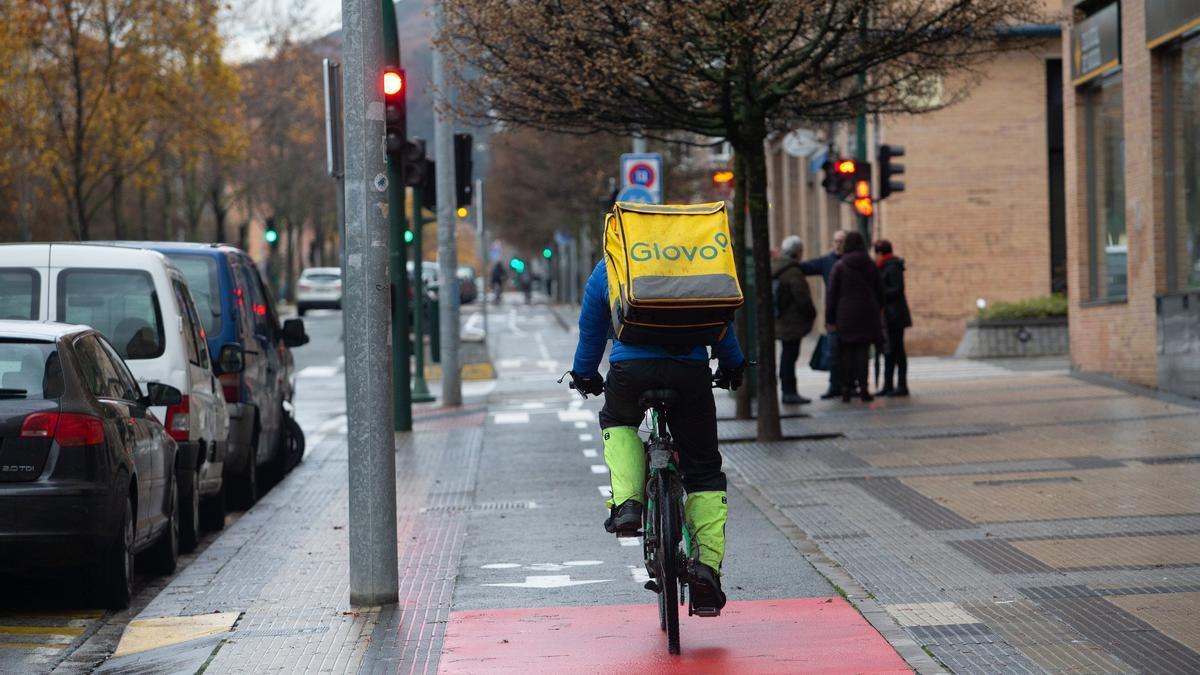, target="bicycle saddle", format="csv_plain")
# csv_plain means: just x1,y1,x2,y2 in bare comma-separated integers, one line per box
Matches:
638,389,680,410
